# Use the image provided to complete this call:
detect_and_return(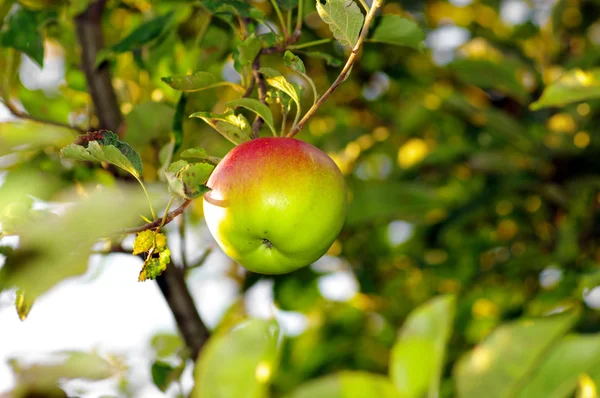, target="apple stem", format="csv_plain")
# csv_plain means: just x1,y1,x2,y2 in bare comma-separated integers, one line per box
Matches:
286,0,382,138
